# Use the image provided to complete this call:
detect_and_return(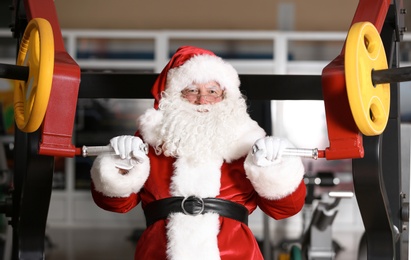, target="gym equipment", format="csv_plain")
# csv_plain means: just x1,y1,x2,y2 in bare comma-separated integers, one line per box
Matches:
345,22,390,136
277,171,345,260
291,191,354,260
14,18,54,133
3,21,411,158
2,0,80,259
345,21,411,137
322,1,406,258
4,20,411,158
0,0,407,259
